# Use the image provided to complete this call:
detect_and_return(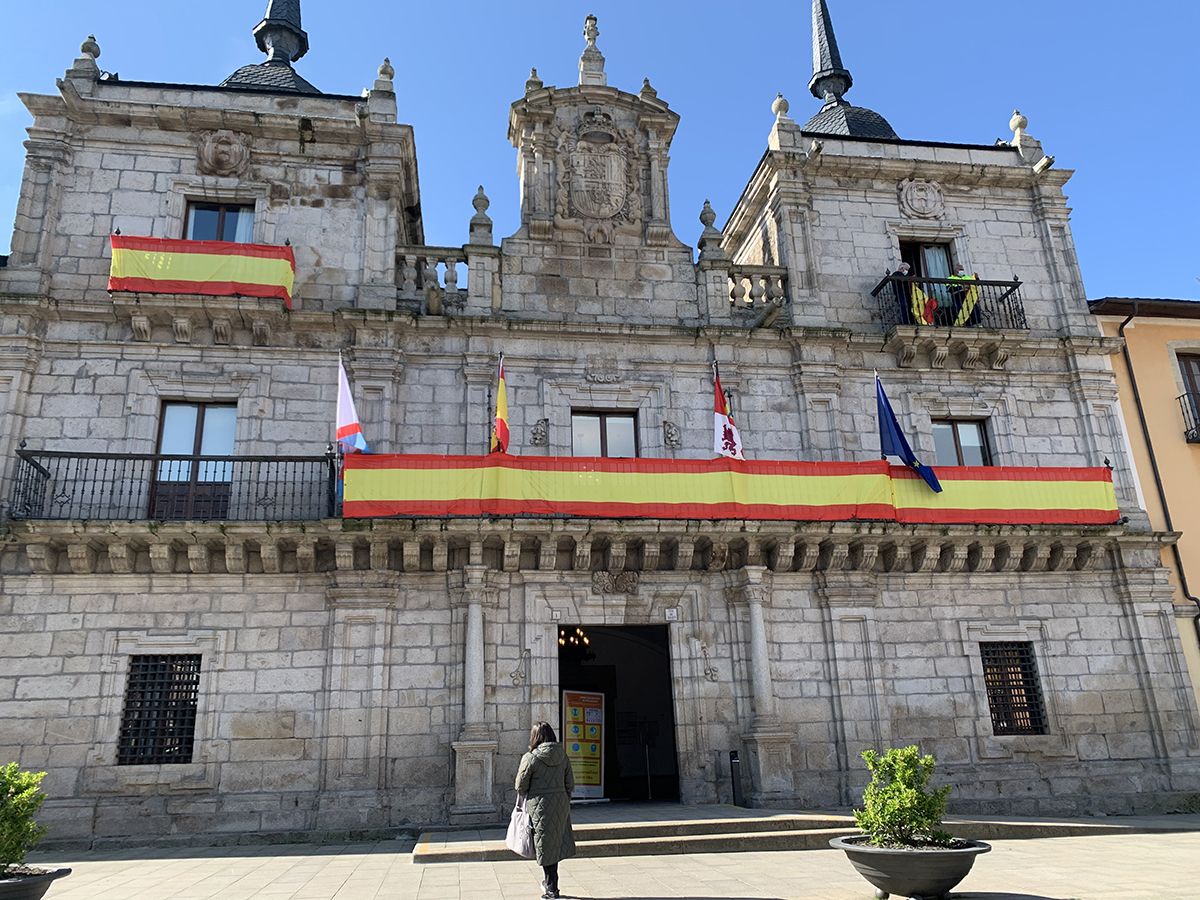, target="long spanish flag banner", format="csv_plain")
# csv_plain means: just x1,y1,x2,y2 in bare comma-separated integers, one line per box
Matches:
109,235,296,308
341,455,1118,526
